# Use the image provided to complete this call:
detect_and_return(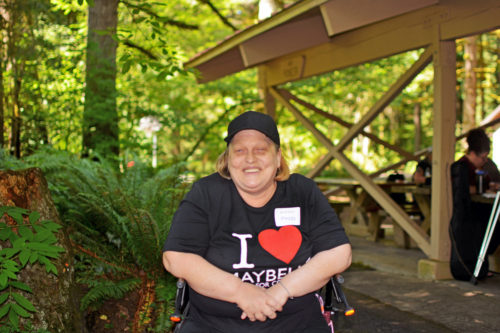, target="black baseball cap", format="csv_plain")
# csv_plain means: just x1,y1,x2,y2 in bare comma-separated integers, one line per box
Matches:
224,111,280,146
